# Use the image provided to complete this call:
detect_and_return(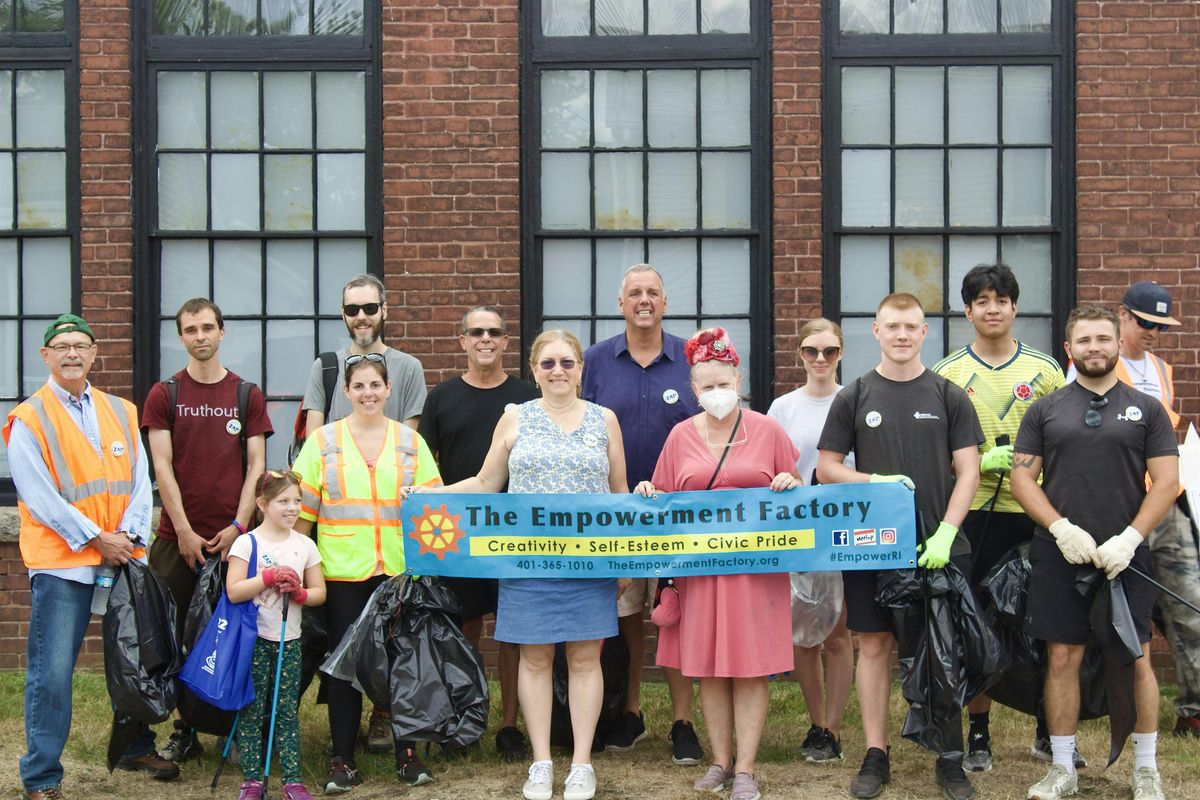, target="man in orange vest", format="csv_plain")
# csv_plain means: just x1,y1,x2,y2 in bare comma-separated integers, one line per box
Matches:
3,314,179,800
